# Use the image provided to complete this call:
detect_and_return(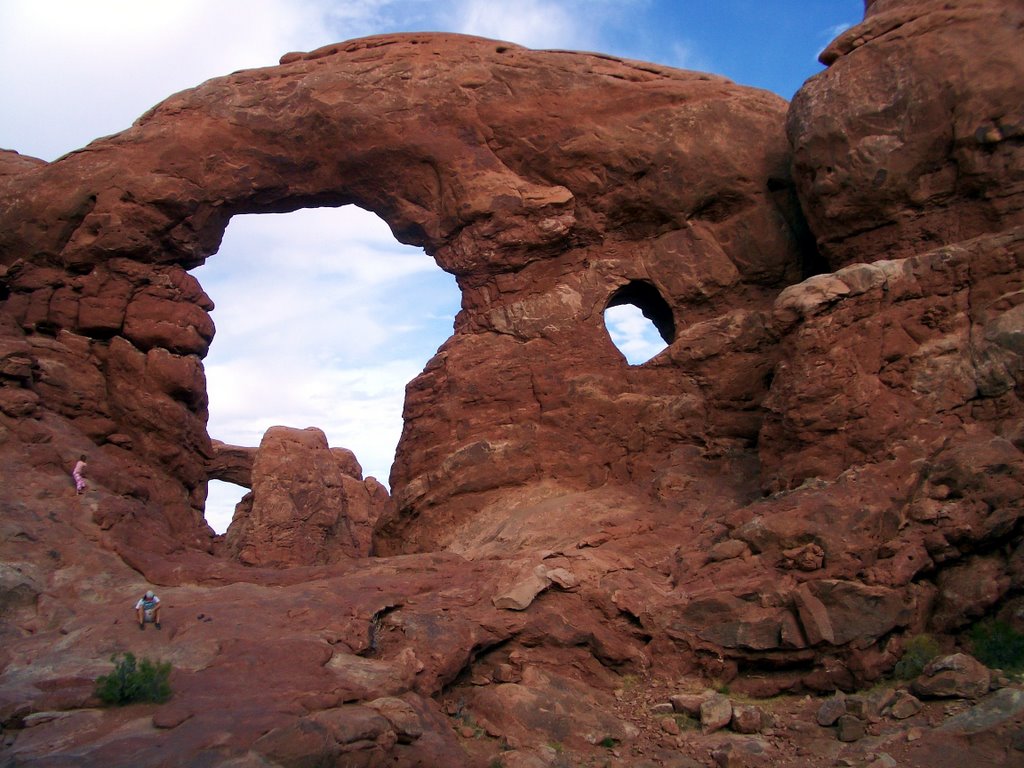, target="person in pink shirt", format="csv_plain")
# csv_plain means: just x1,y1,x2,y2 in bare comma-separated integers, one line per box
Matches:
72,455,87,494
